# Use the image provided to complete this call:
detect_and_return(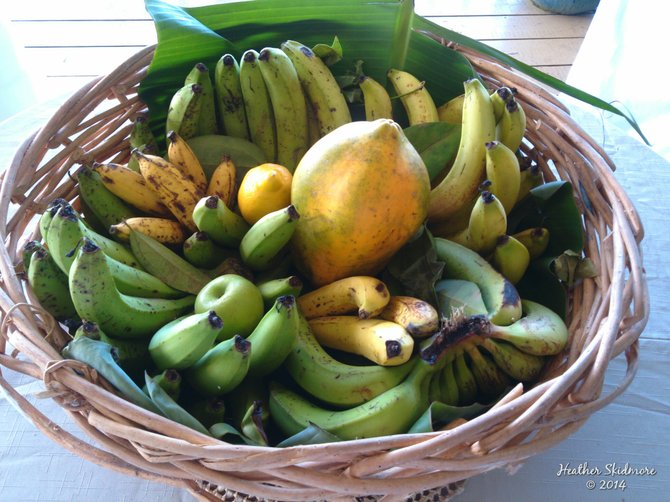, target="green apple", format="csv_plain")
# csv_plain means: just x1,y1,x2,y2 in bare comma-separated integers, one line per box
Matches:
195,274,265,340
